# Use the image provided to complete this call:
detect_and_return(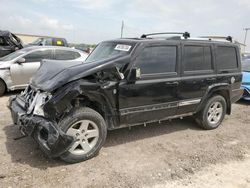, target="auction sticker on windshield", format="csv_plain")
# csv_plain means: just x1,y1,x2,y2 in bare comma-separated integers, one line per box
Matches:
115,44,132,52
